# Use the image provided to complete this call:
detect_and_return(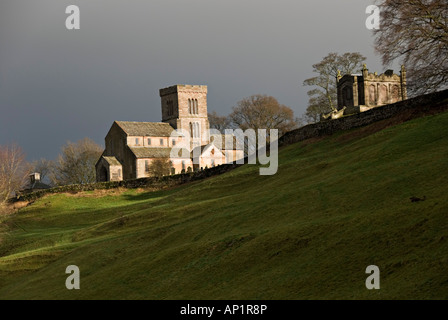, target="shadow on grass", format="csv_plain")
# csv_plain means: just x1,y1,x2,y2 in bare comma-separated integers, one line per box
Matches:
121,183,192,203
